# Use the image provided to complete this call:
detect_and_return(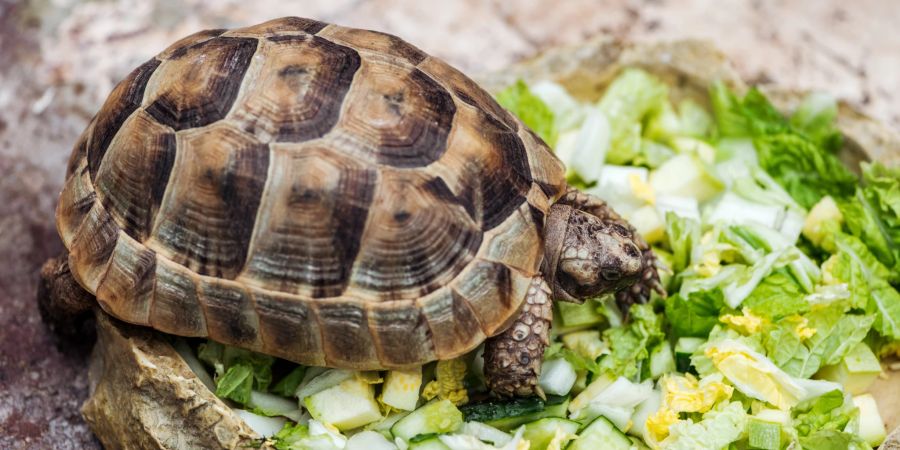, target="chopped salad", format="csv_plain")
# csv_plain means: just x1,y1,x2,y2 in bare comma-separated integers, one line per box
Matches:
179,68,900,450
